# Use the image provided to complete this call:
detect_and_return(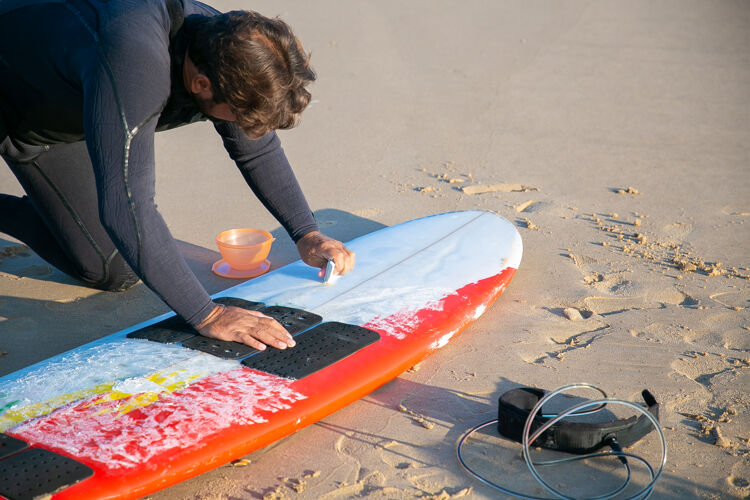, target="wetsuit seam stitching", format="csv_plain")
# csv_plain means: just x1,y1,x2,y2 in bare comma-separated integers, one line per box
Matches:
100,248,119,286
132,108,165,136
29,159,109,280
